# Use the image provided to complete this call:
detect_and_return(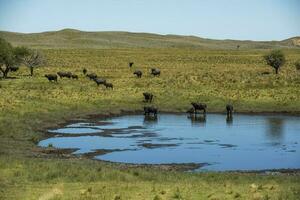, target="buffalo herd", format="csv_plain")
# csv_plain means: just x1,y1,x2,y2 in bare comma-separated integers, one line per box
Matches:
44,62,233,118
